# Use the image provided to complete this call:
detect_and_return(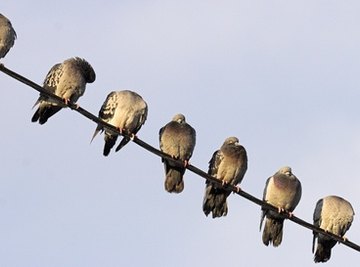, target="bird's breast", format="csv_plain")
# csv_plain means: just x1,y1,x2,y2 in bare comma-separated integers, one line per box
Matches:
265,177,299,209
